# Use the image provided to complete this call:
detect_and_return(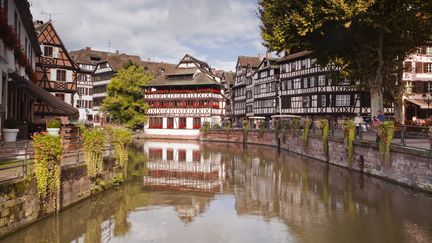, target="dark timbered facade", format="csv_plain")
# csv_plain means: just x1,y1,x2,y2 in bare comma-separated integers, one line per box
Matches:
230,56,261,125
279,51,369,120
252,57,280,121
